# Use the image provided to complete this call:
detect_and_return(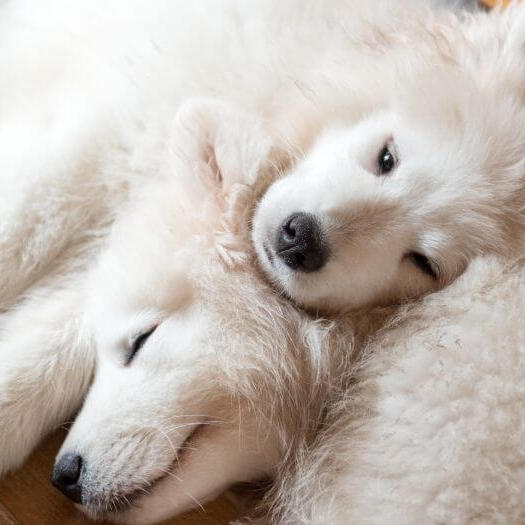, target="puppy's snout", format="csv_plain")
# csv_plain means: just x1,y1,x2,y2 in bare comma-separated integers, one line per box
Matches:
276,212,328,272
51,453,84,504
